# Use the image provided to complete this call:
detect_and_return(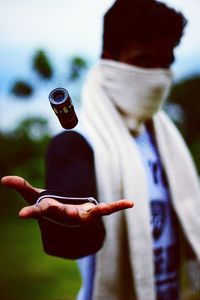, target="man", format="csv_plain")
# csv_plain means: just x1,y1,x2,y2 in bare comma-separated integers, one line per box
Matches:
2,0,200,300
